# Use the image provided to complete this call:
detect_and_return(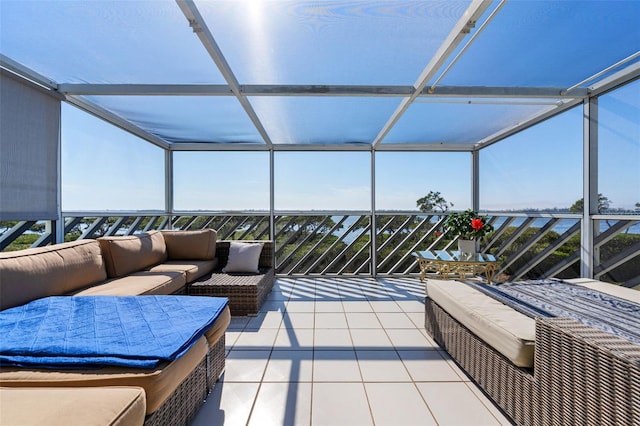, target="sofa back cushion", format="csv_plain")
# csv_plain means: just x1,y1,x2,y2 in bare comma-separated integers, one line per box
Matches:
160,229,217,260
98,230,168,278
0,240,107,310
